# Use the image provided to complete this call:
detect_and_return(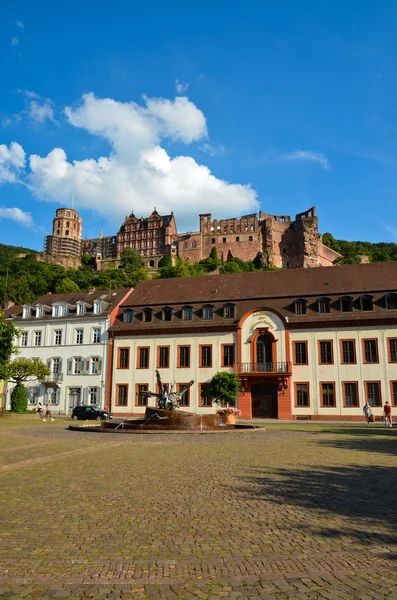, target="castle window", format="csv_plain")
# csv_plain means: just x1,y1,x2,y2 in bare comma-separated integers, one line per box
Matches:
183,241,188,249
250,225,254,231
192,241,197,249
223,238,226,243
123,310,134,323
57,230,60,234
386,293,397,310
182,306,193,321
202,305,214,320
282,248,286,254
223,303,236,318
236,237,240,242
149,260,155,267
66,211,70,216
66,221,70,227
318,298,331,314
280,217,285,223
294,299,307,316
65,230,69,236
212,238,215,244
249,236,253,241
142,308,153,323
339,296,353,312
360,295,374,312
162,307,173,322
